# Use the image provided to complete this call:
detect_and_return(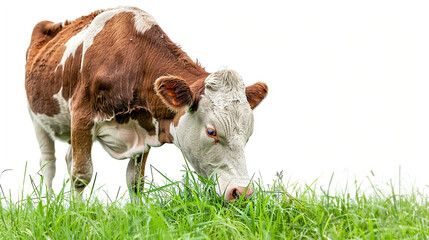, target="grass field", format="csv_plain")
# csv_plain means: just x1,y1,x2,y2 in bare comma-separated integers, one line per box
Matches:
1,165,428,239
